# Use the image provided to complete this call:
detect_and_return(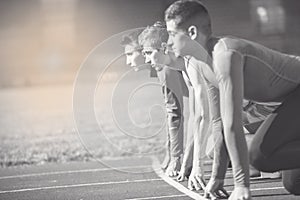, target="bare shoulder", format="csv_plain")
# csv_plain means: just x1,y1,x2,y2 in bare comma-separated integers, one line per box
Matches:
213,50,243,81
184,58,206,88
